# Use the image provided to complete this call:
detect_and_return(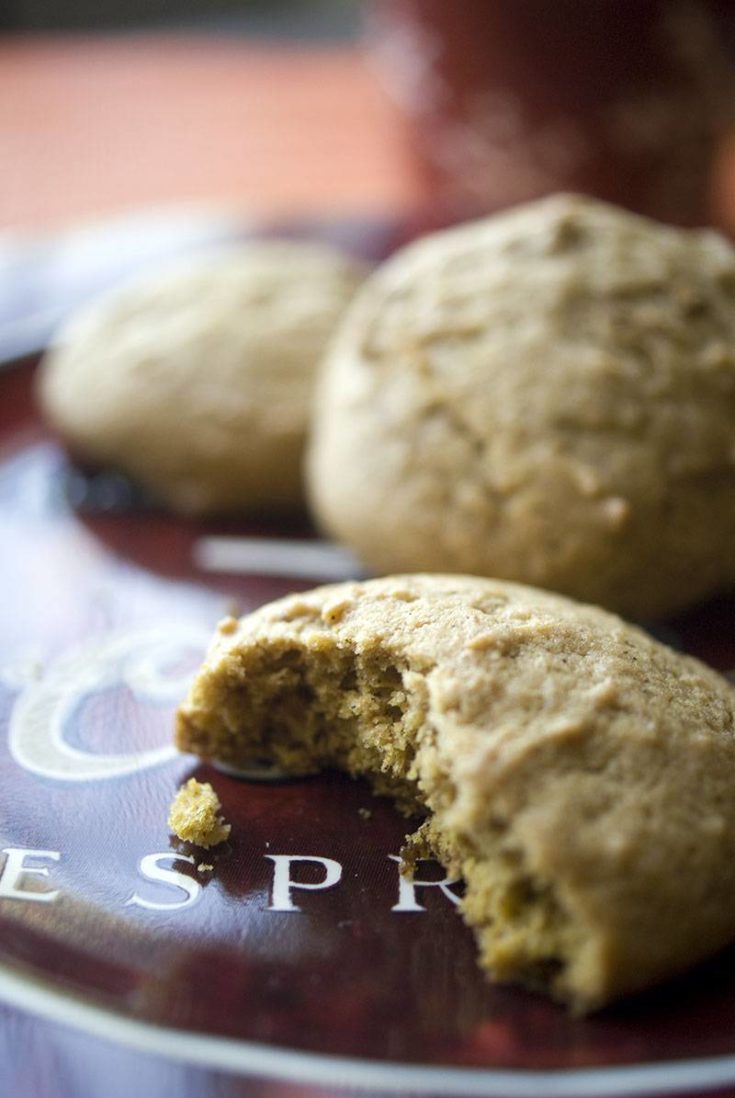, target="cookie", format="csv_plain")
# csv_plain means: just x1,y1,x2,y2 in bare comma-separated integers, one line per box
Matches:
38,242,365,515
307,194,735,618
176,574,735,1011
